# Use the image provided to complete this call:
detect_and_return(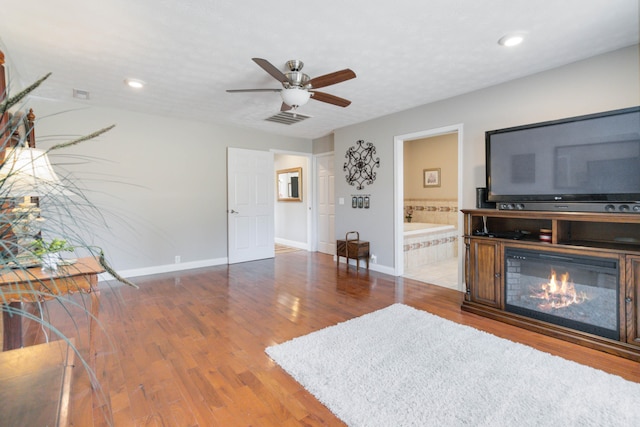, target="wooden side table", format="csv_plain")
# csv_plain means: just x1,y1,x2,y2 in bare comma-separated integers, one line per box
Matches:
336,231,370,270
0,257,104,367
